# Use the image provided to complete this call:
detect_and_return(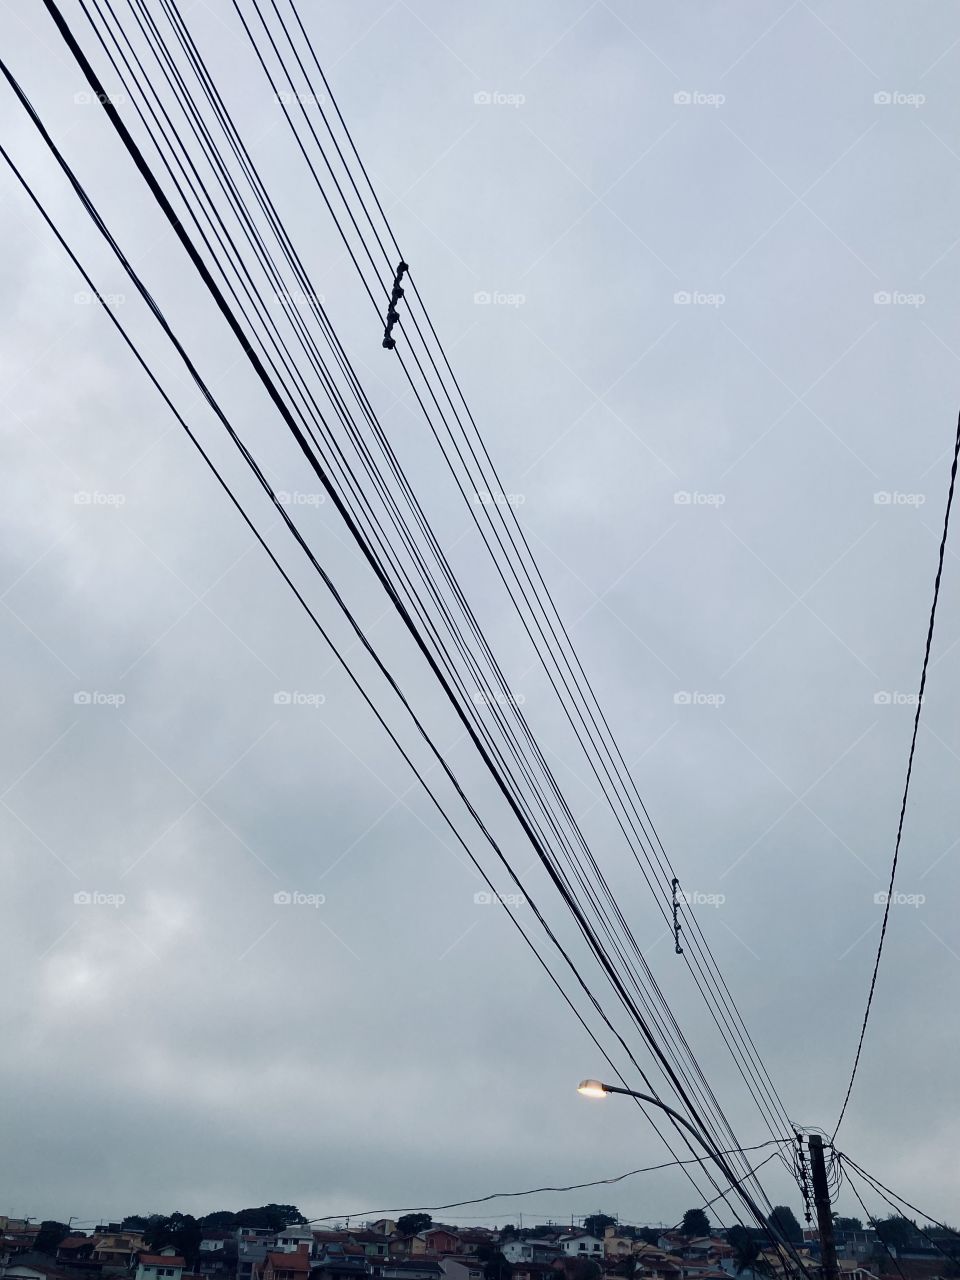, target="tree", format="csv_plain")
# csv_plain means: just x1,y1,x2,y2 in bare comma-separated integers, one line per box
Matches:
871,1216,918,1252
637,1229,659,1246
122,1216,152,1232
34,1222,70,1256
833,1218,863,1233
234,1206,305,1232
397,1214,432,1237
766,1207,803,1245
145,1214,202,1265
726,1227,763,1276
682,1209,711,1238
200,1212,238,1229
584,1215,617,1240
498,1227,517,1242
